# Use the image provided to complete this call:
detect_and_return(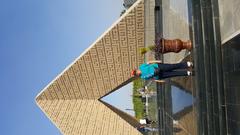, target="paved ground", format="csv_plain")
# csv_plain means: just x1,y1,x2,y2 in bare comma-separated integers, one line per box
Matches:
154,1,196,134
